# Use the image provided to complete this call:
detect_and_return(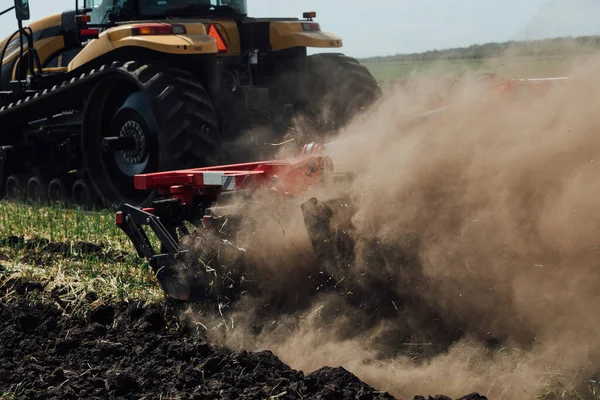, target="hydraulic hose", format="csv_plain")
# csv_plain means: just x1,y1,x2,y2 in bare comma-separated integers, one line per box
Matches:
23,27,43,76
